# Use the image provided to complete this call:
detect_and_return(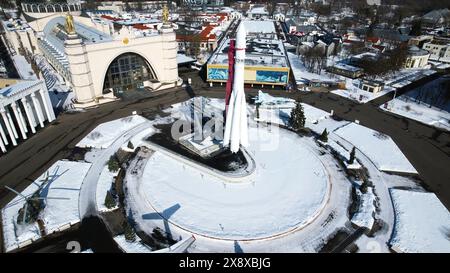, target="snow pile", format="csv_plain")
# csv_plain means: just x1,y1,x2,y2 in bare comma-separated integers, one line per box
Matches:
389,189,450,253
334,123,417,174
2,160,92,252
77,115,149,149
351,187,376,229
137,125,330,240
96,166,119,212
114,235,152,253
